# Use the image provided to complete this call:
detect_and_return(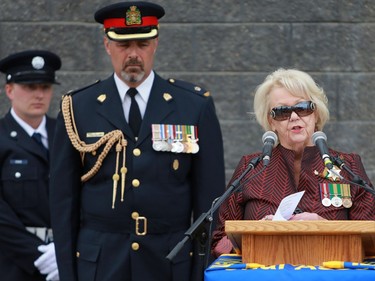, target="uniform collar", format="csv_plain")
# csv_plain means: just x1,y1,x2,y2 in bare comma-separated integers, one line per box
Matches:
114,70,154,104
10,108,47,138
